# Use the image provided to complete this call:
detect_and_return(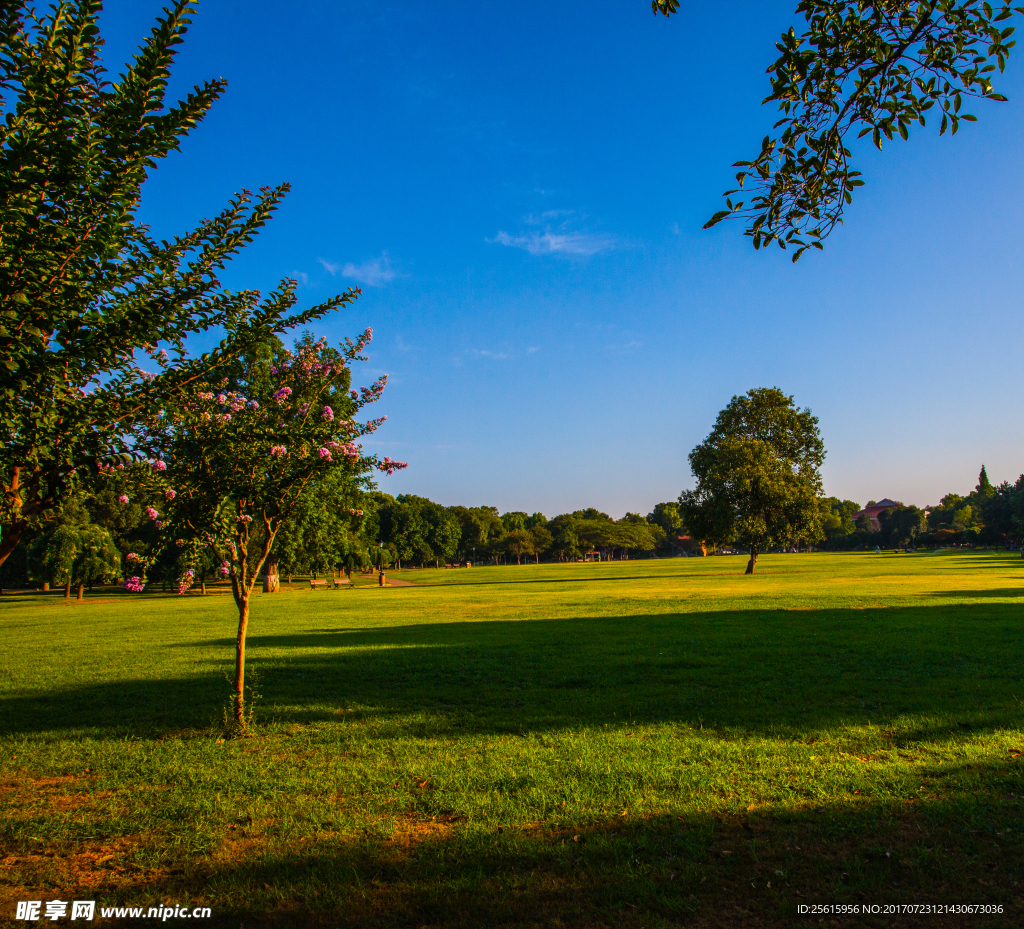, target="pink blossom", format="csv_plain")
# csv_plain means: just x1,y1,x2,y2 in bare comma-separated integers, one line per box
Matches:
342,442,359,457
177,569,195,595
154,520,164,530
126,552,141,563
377,456,409,475
217,394,227,404
230,398,245,412
124,576,145,592
117,494,129,504
146,507,159,520
219,561,230,577
250,400,260,410
164,488,176,500
222,413,232,423
270,445,288,458
273,386,292,404
350,390,358,400
318,447,333,462
202,412,212,421
299,402,310,415
151,459,167,472
322,405,334,421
